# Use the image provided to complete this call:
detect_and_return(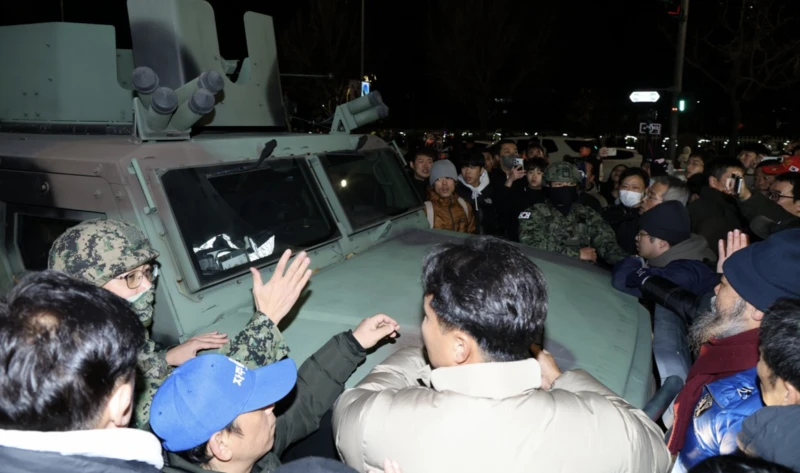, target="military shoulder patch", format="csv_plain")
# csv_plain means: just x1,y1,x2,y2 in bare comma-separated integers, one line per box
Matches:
694,392,713,418
518,212,531,219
